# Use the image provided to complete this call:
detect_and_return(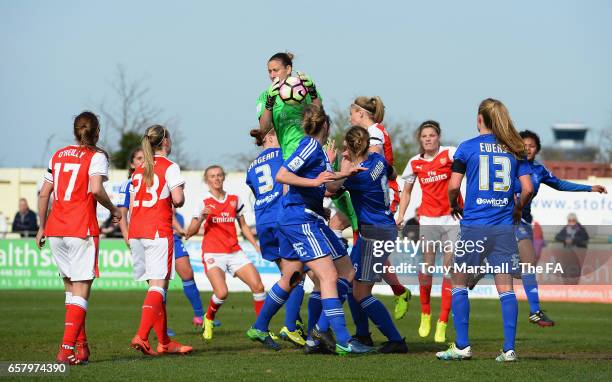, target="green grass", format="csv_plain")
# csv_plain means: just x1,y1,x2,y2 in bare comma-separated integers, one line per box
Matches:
1,290,611,381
